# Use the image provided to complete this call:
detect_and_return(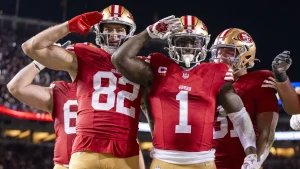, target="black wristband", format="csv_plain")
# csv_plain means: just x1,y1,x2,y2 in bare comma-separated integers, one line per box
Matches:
274,72,288,82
